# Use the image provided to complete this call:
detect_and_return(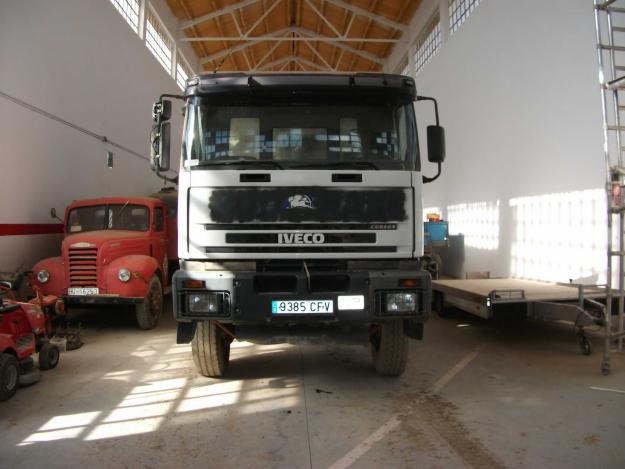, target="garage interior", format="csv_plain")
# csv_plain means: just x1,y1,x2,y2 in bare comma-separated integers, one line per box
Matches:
1,0,625,468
